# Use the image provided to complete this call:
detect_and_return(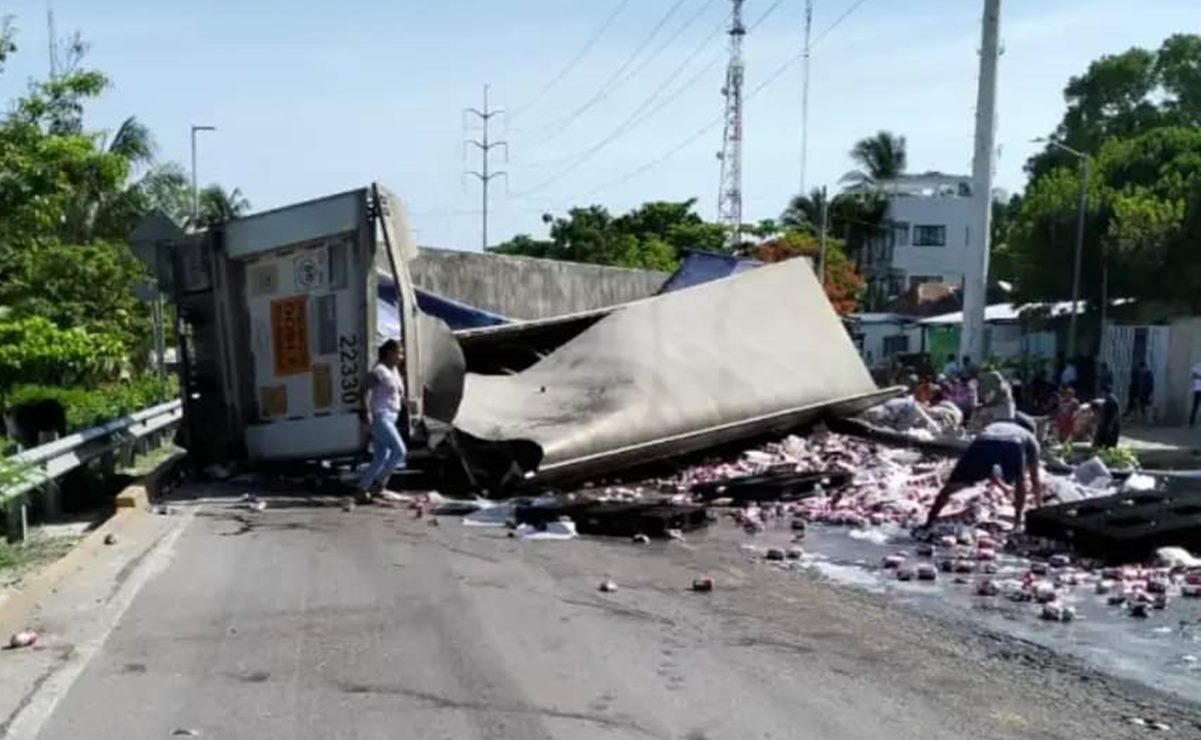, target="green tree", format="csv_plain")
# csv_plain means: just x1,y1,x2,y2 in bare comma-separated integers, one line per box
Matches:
1026,34,1201,180
195,184,251,227
1009,126,1201,310
491,199,725,271
780,188,827,232
749,230,864,315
